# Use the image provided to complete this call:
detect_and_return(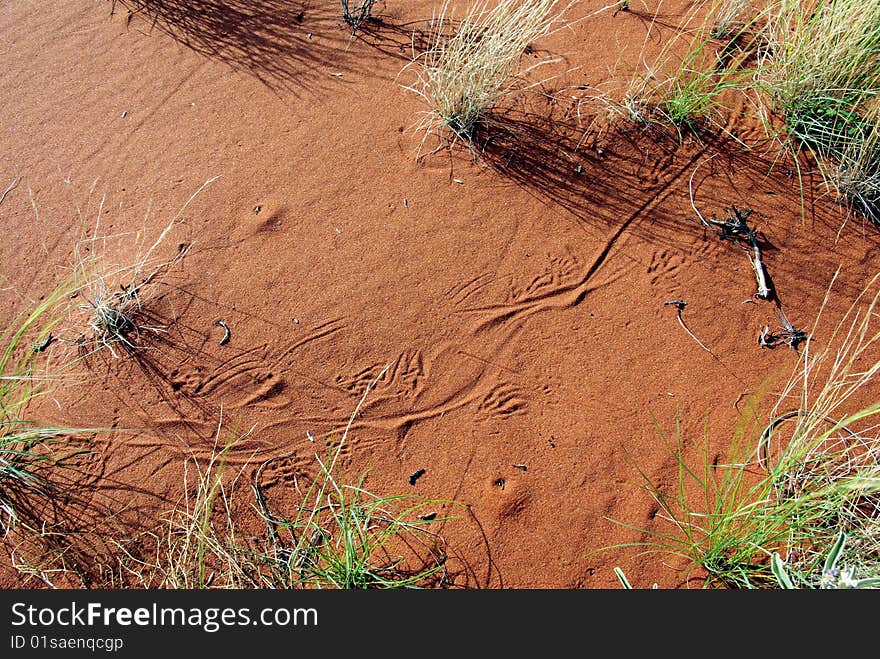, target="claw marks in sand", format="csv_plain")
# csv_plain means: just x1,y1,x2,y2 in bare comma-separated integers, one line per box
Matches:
474,382,528,422
646,242,718,288
270,317,347,370
647,249,684,286
156,318,346,415
303,342,526,436
334,349,426,398
315,345,484,434
506,251,581,304
446,273,497,309
166,343,271,398
206,318,349,407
